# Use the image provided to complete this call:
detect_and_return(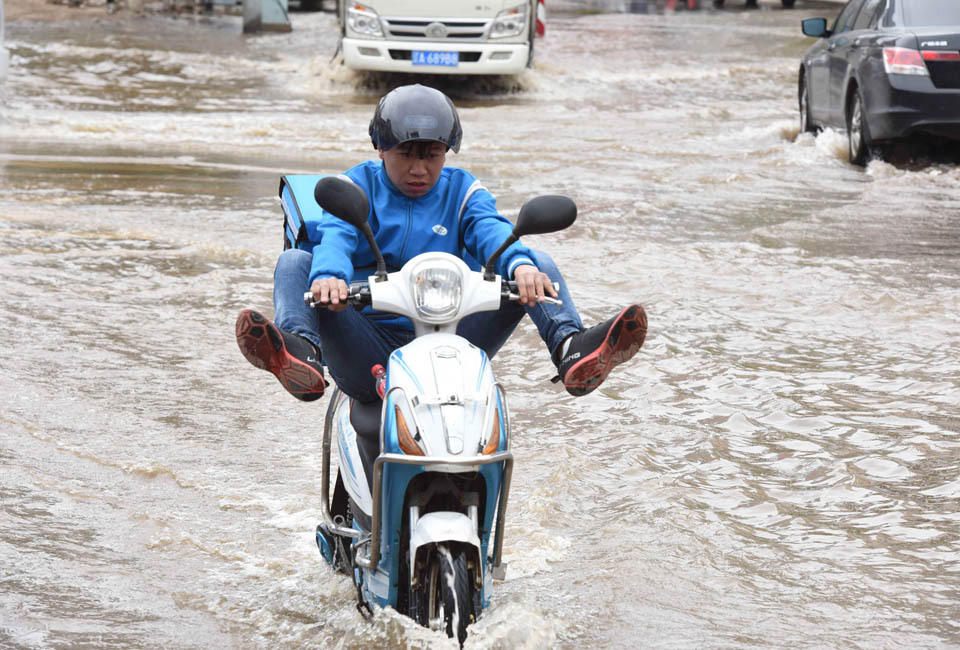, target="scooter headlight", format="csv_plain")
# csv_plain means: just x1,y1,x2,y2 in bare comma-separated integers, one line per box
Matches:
411,260,463,322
